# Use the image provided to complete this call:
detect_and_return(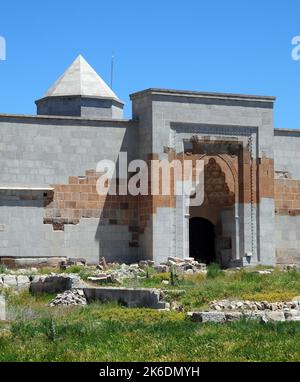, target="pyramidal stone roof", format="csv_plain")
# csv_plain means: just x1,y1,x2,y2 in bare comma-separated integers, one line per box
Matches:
43,55,119,100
